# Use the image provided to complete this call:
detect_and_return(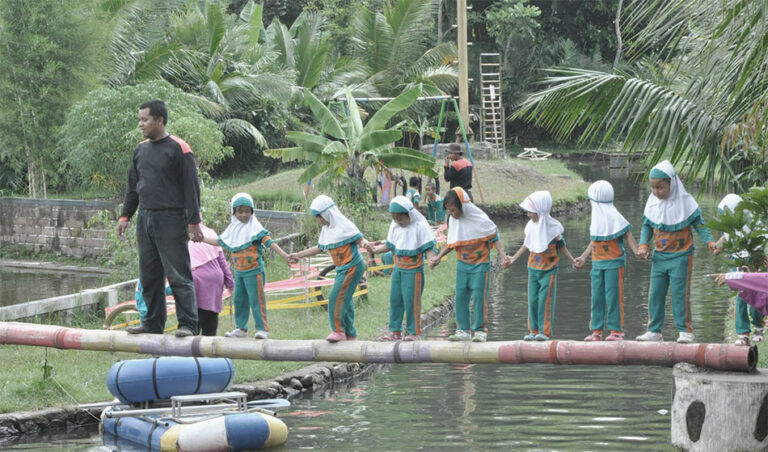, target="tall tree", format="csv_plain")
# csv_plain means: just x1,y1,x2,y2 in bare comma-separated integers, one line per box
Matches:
0,0,100,197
